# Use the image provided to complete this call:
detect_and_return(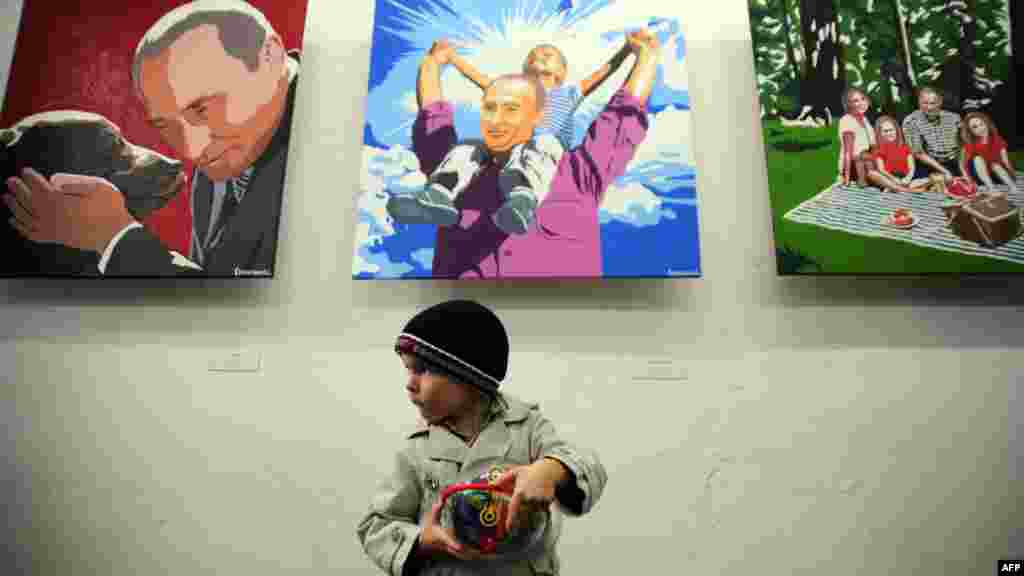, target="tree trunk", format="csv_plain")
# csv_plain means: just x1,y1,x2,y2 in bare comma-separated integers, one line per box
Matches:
779,0,801,82
836,22,849,91
1007,0,1019,148
893,0,917,89
798,0,844,120
1011,0,1020,76
882,73,896,116
798,0,815,80
957,0,979,104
